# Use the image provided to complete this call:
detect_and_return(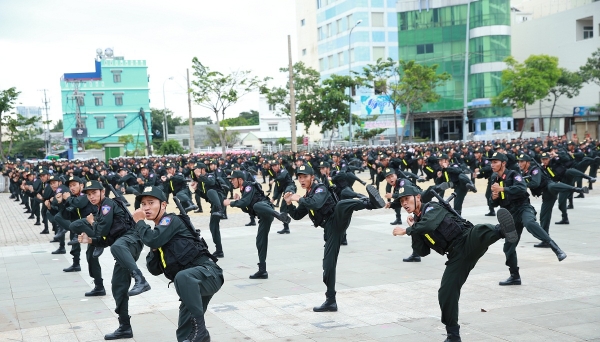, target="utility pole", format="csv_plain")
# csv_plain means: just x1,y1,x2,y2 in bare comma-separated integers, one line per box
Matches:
41,89,50,156
288,35,297,153
71,82,85,152
187,68,195,153
462,0,471,141
139,108,152,156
